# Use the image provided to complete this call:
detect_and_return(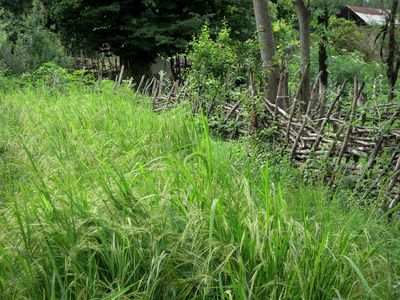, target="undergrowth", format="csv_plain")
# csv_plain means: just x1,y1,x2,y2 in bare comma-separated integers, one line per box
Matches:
0,83,399,299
